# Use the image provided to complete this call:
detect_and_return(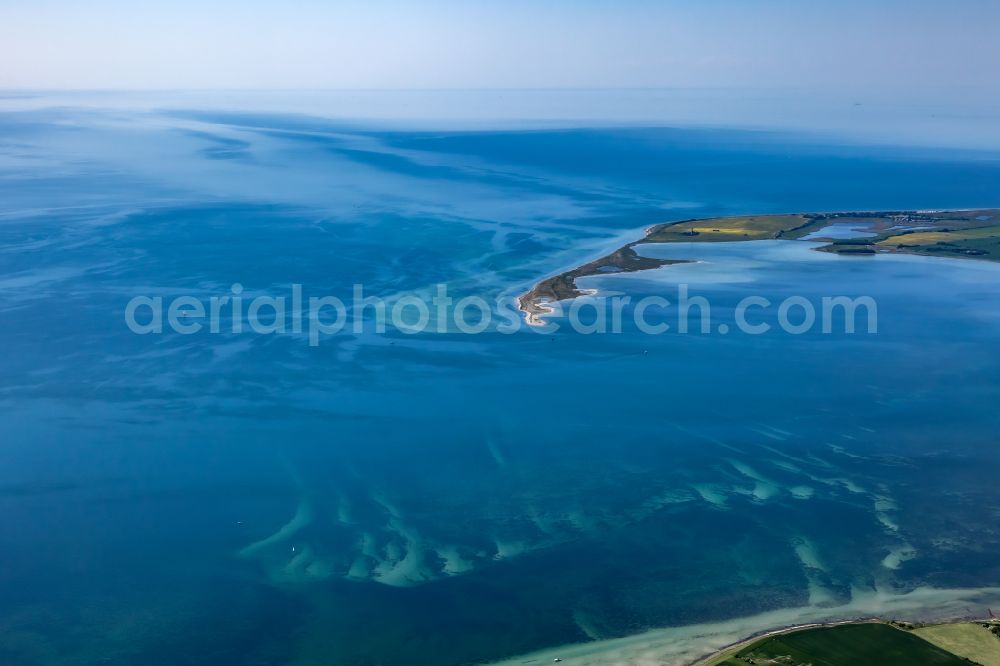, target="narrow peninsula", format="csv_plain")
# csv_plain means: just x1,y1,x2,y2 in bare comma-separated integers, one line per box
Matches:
518,209,1000,324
